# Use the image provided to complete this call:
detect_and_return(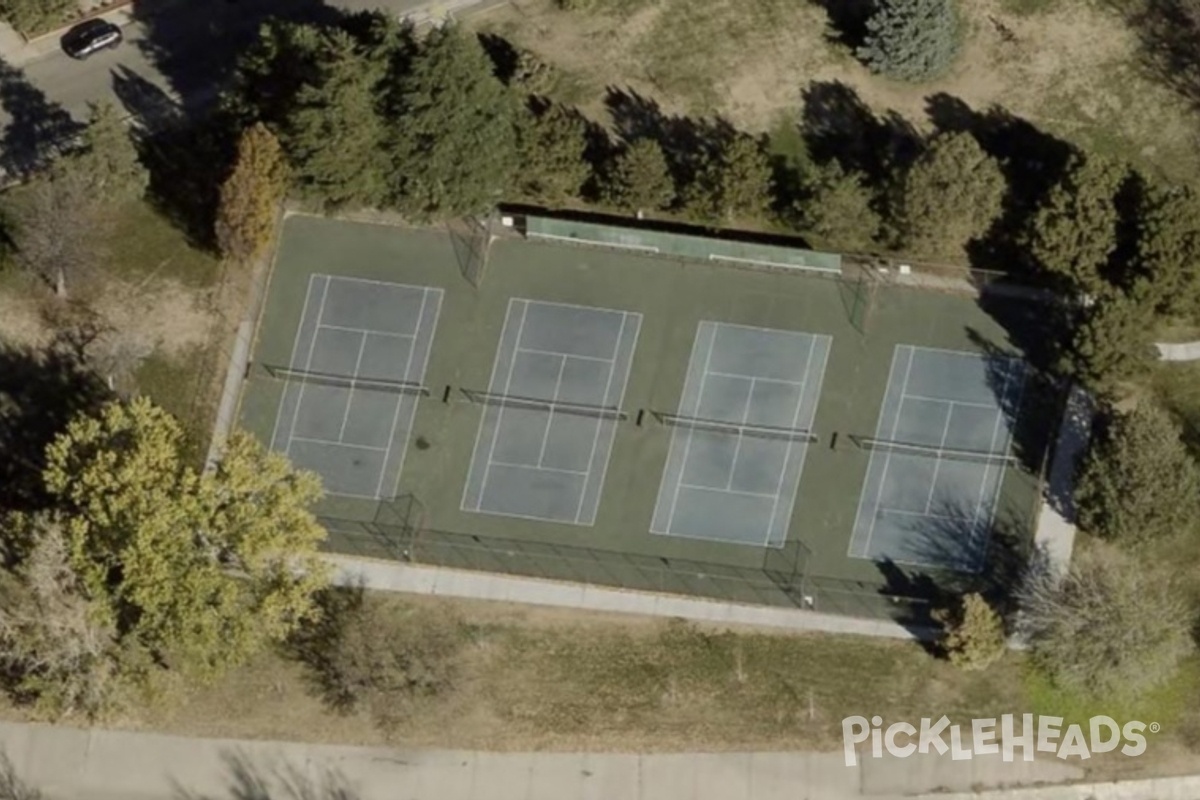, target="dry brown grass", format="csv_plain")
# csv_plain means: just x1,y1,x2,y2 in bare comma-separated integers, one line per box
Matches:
471,0,1200,180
